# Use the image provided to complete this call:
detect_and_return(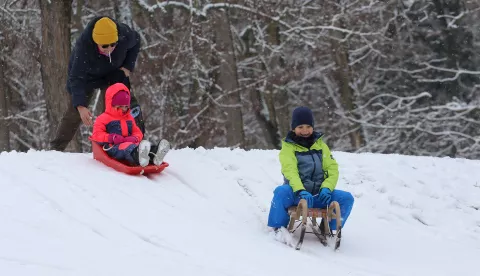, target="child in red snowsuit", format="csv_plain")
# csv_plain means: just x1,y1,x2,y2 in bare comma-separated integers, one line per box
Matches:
91,83,170,167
